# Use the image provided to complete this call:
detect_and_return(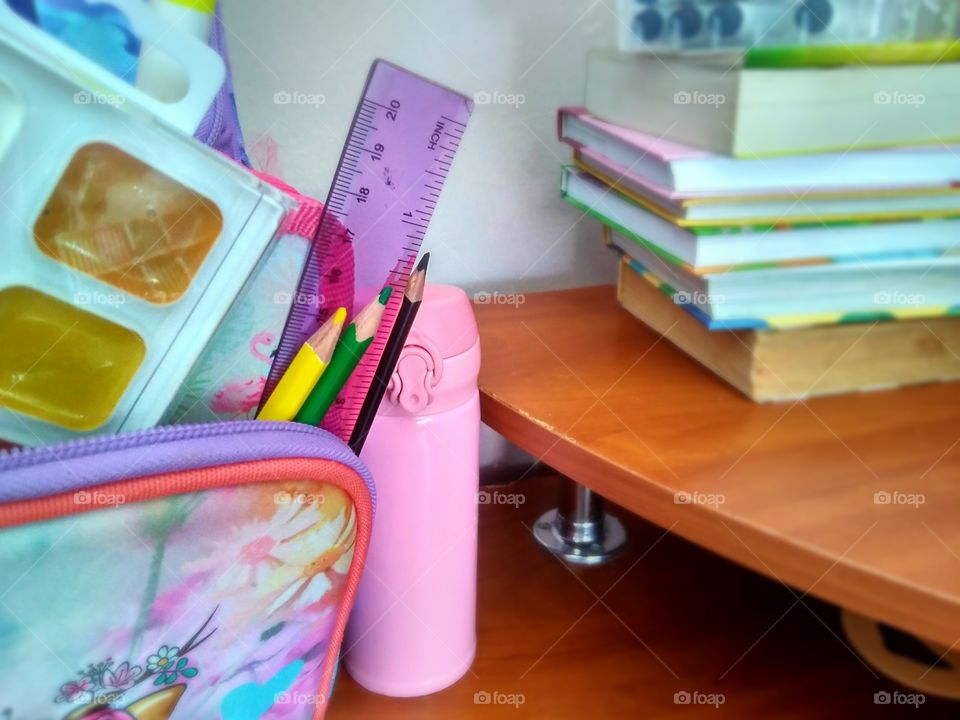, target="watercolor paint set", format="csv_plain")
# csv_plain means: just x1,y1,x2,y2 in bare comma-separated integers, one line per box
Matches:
617,0,960,54
0,4,292,446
